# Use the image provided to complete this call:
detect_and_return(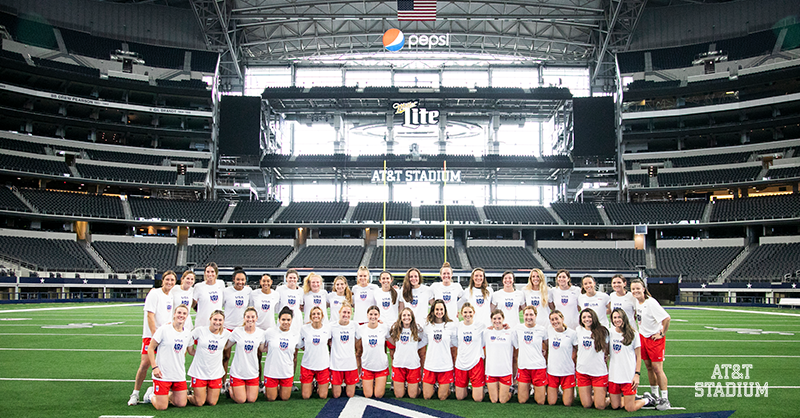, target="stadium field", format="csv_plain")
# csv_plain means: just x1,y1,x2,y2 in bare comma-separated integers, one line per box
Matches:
0,303,796,418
